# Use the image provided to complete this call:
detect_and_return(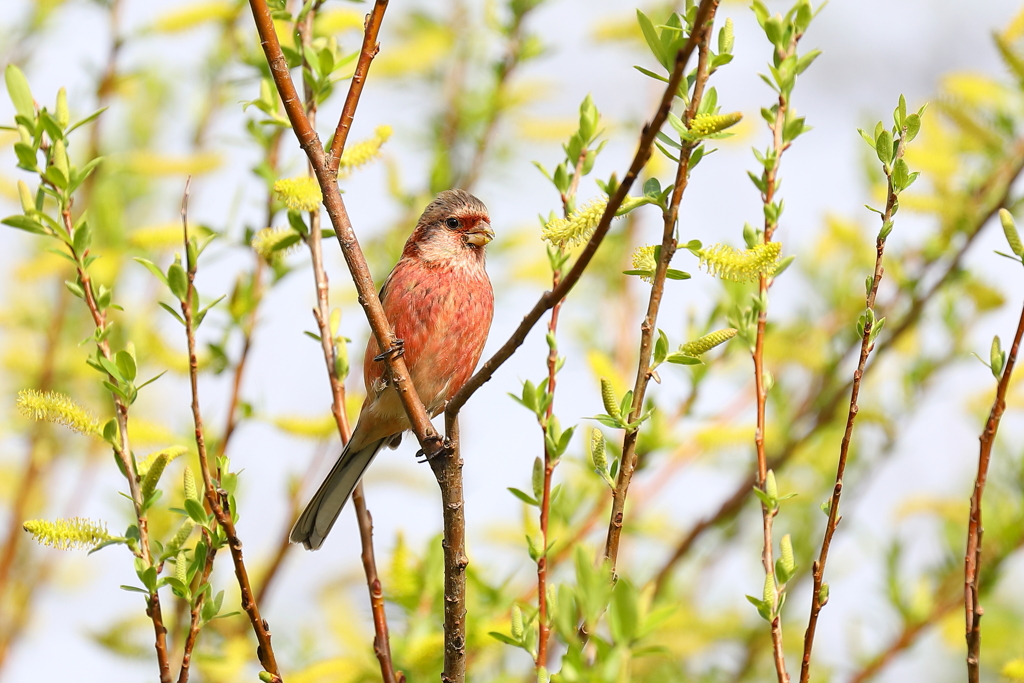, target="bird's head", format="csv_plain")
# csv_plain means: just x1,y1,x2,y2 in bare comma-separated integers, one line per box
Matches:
404,189,494,264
